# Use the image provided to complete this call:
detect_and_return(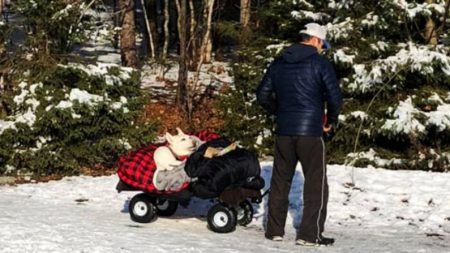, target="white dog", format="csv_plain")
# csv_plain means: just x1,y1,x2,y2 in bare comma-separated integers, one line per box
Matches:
153,128,203,191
